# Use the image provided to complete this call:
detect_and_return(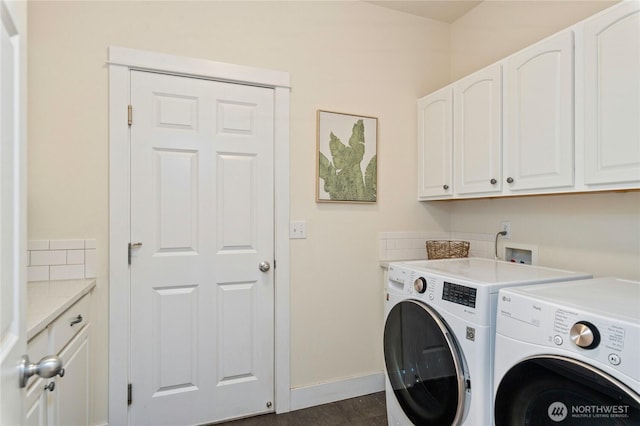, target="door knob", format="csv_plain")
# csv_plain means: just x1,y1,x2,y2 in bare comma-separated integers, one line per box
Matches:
259,261,271,272
19,355,65,388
